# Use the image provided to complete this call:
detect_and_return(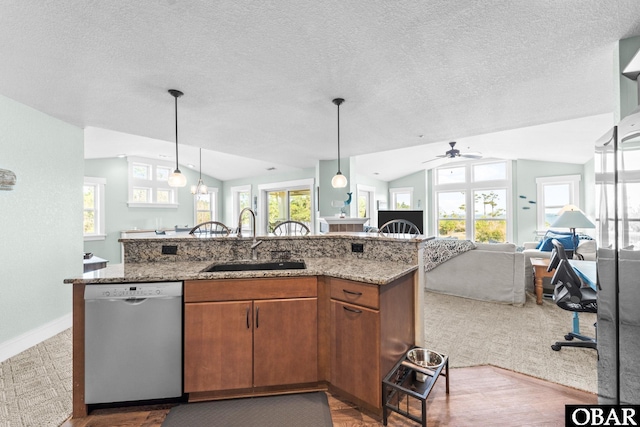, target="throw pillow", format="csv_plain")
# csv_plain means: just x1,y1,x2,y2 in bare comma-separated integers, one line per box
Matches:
536,230,576,251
